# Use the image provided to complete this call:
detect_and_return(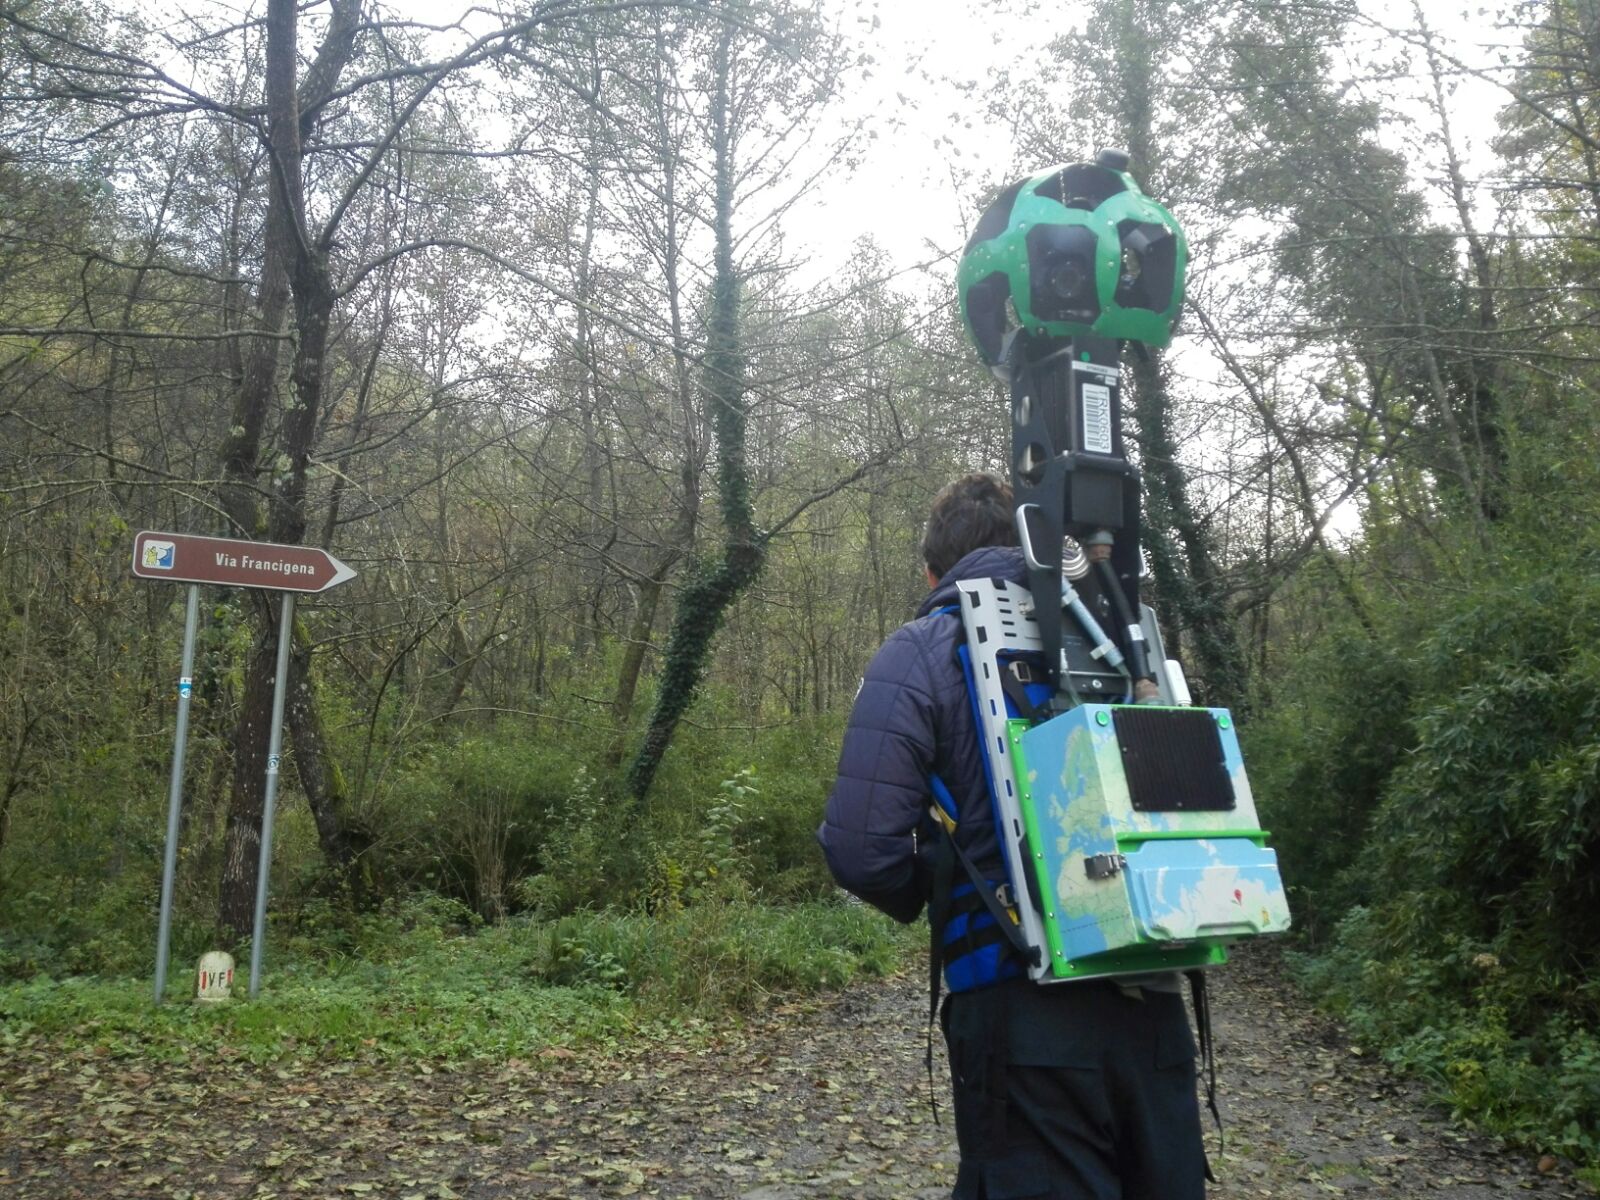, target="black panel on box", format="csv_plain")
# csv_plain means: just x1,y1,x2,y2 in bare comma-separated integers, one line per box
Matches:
1112,708,1236,812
